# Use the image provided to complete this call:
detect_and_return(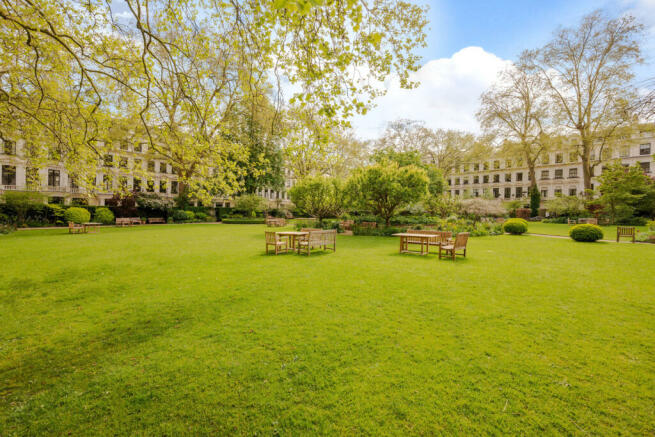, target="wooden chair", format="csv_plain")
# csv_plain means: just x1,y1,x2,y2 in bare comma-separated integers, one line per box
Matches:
265,231,288,255
68,221,86,234
617,226,635,243
439,232,469,261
